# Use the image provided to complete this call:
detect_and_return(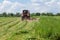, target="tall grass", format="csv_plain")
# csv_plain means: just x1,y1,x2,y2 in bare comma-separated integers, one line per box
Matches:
34,16,60,40
0,16,60,40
